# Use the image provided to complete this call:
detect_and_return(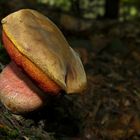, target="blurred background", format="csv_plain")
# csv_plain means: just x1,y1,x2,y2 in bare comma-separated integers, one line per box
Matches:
1,1,140,140
1,0,140,20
